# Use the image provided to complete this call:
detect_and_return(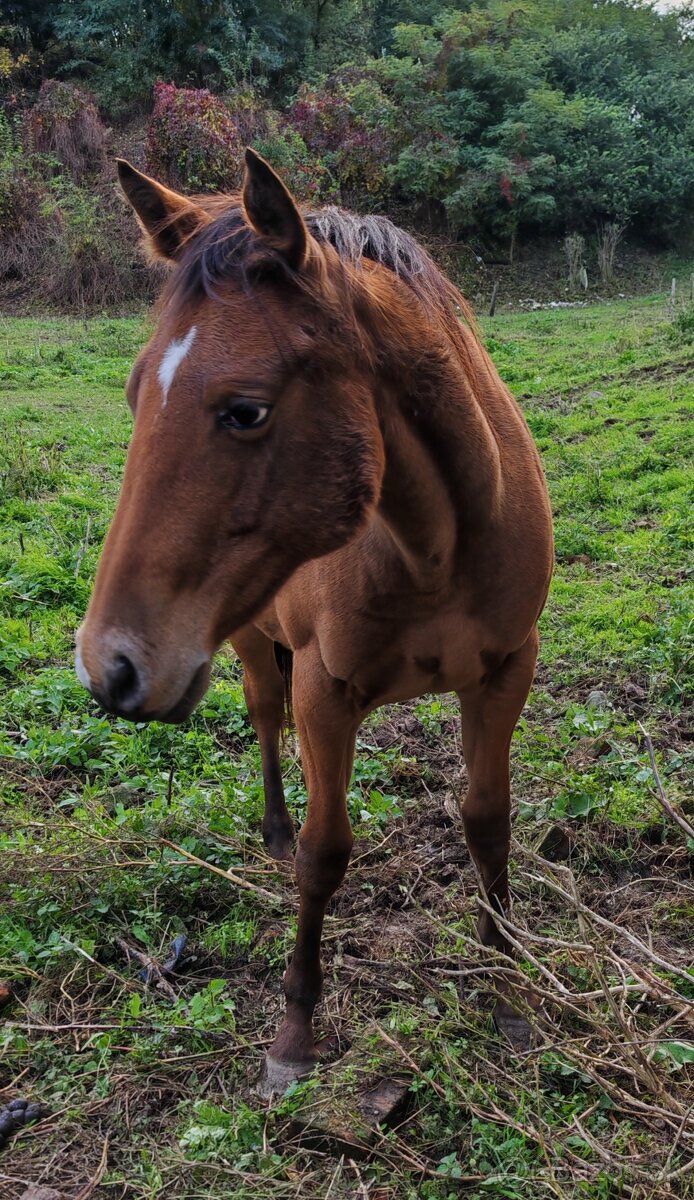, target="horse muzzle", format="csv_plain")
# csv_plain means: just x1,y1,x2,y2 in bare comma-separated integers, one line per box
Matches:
75,629,211,724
